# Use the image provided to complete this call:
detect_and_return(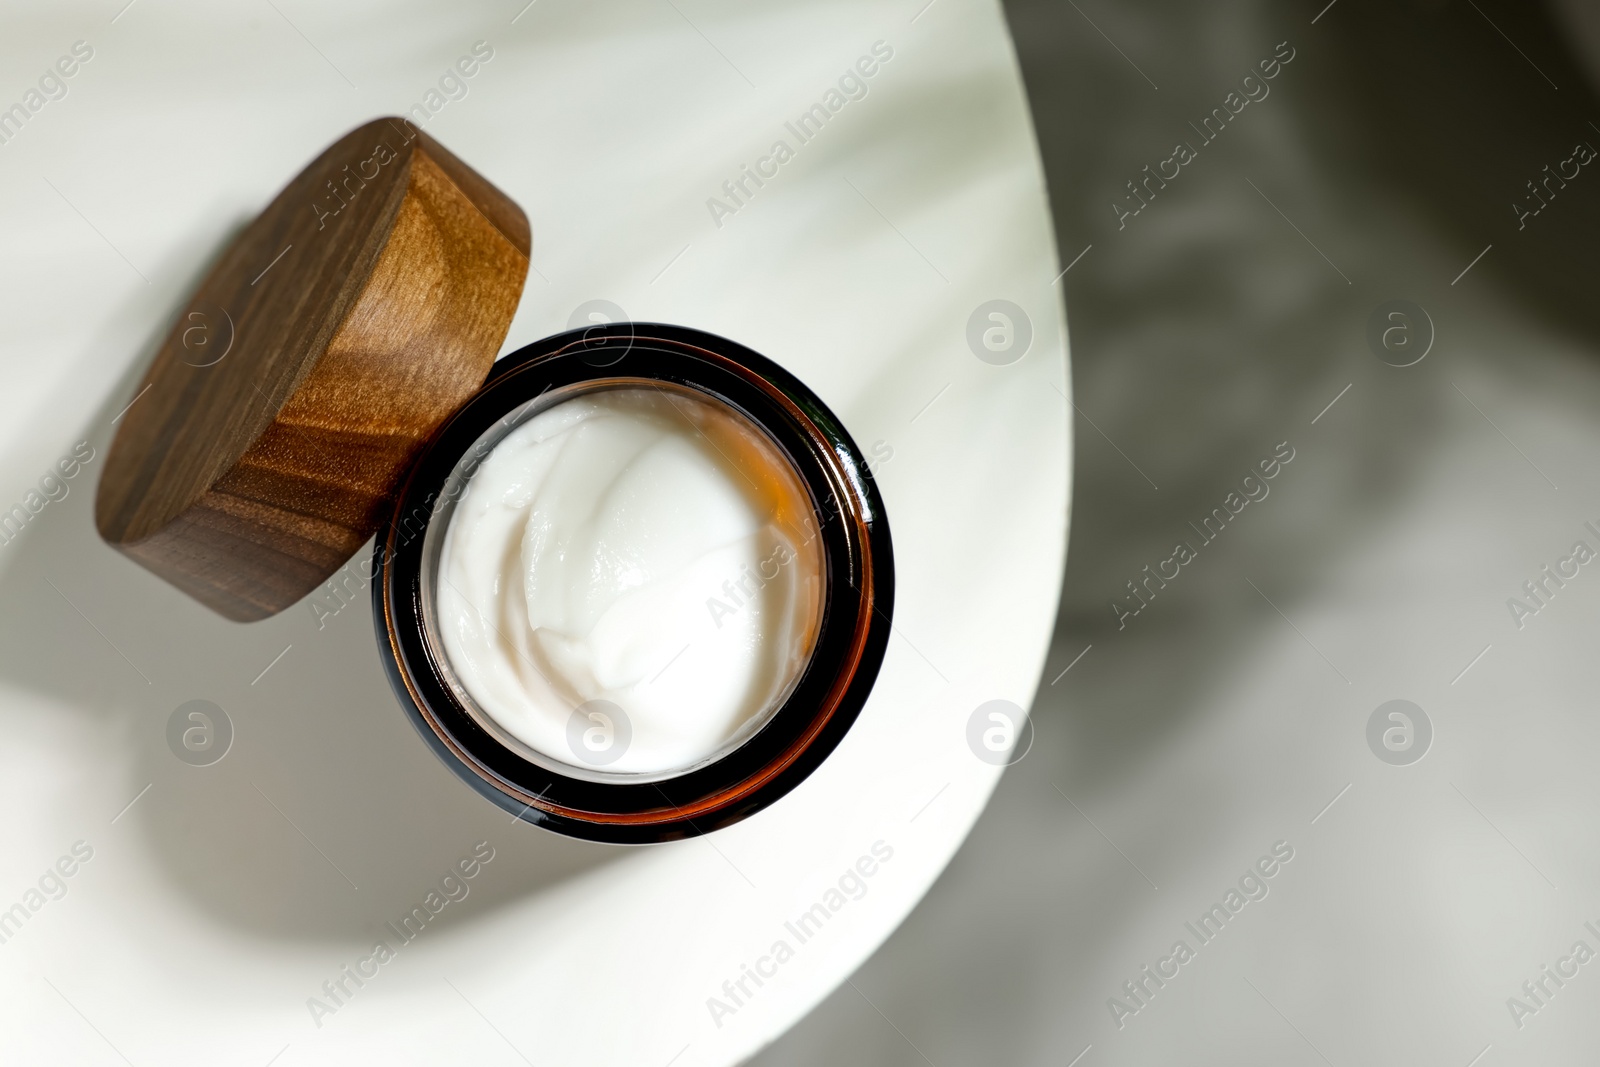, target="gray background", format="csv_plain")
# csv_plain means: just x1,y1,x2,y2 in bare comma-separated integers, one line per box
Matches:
757,0,1600,1063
